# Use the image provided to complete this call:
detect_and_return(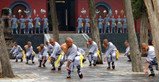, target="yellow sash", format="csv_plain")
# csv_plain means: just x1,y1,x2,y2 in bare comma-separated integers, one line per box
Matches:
55,52,64,67
107,22,110,26
116,50,120,60
32,23,34,27
97,50,101,59
38,22,41,25
88,23,90,27
22,50,26,60
32,51,36,56
47,56,51,62
81,23,84,27
80,54,84,67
